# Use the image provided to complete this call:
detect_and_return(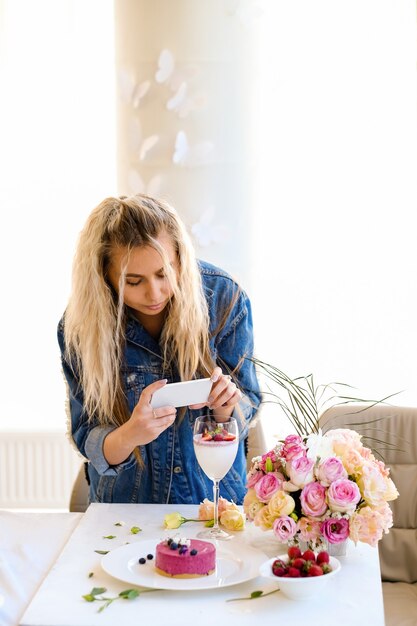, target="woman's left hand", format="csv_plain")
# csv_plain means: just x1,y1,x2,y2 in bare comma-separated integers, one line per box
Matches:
189,366,242,412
